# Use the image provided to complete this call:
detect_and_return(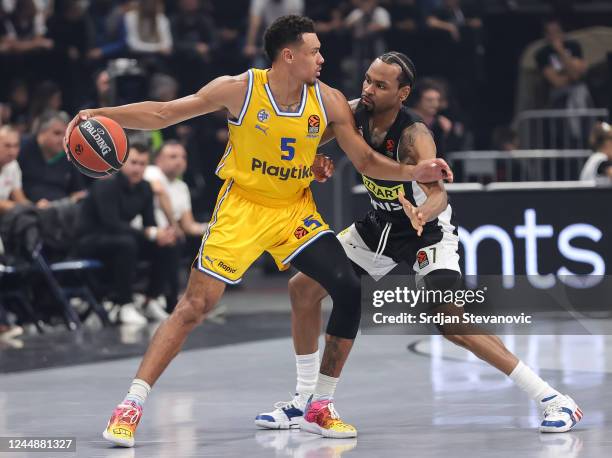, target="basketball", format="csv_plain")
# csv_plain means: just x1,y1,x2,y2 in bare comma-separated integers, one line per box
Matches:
68,116,129,178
